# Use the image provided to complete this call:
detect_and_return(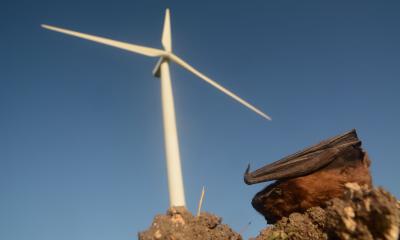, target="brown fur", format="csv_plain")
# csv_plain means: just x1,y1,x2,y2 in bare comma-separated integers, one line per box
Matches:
252,147,372,224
